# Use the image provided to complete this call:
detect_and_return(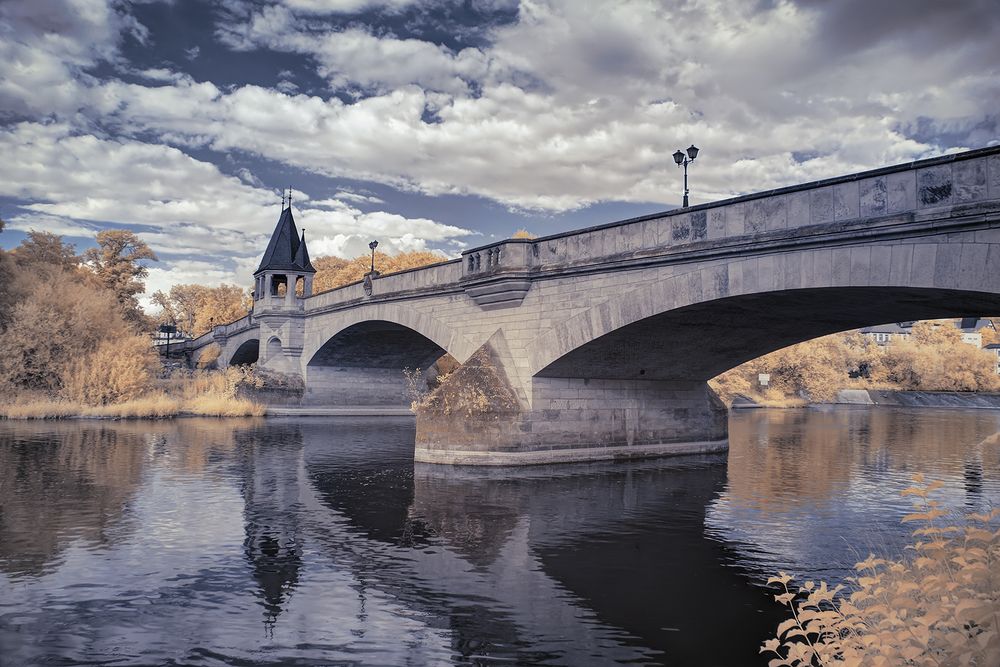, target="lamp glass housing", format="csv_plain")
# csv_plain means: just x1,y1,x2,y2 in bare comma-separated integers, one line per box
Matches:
672,150,685,165
686,144,699,160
